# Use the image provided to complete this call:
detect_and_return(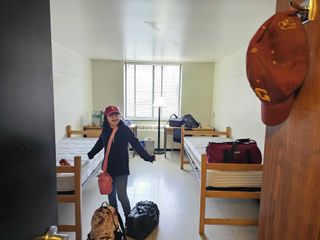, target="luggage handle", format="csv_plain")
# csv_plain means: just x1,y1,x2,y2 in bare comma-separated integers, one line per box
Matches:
136,205,159,221
169,113,178,119
100,201,109,208
167,113,179,127
224,139,252,163
235,138,255,144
